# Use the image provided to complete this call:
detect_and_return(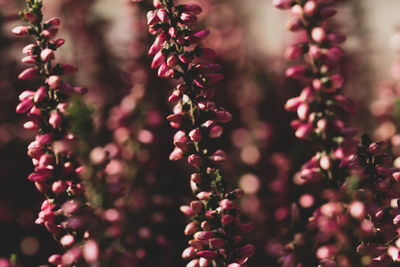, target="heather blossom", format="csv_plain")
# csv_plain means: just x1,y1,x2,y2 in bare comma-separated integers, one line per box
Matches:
147,0,254,265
